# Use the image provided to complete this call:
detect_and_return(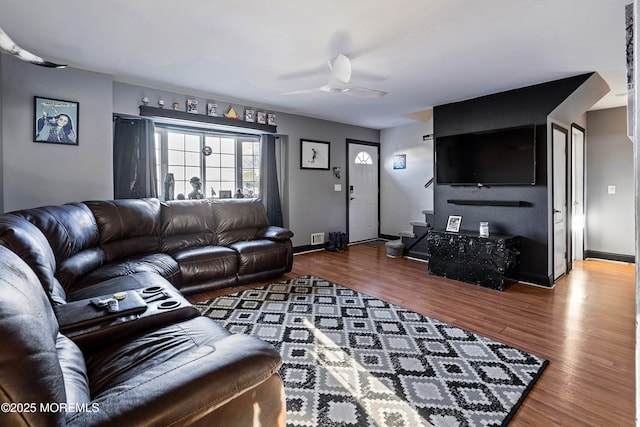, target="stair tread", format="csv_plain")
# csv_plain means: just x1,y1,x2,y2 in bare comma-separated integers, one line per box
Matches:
398,231,415,238
421,210,434,215
410,220,429,227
